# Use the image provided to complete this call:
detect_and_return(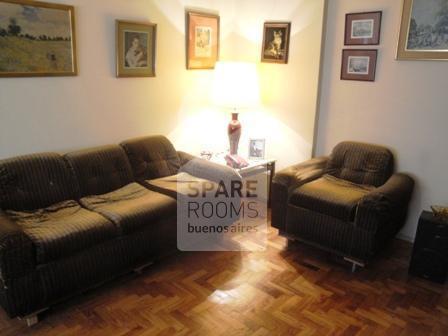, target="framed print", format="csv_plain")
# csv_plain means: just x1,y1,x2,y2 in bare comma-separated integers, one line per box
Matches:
345,11,382,45
397,0,448,61
249,139,266,160
116,20,156,77
261,22,291,64
186,11,219,70
0,0,77,77
341,49,377,82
